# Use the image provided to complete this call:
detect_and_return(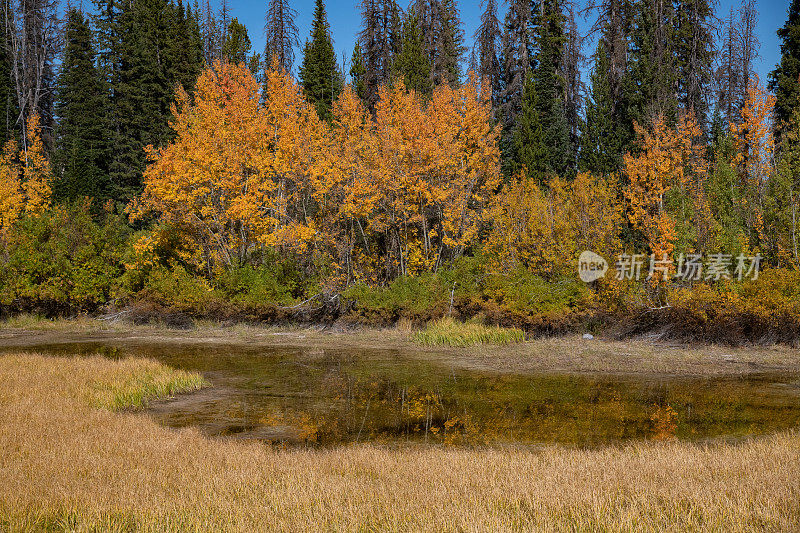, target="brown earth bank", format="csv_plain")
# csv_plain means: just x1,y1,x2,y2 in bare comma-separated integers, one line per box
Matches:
1,316,800,377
